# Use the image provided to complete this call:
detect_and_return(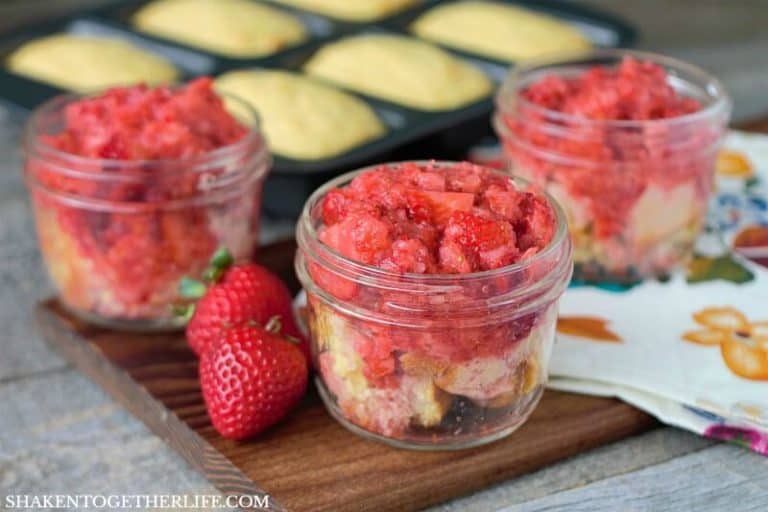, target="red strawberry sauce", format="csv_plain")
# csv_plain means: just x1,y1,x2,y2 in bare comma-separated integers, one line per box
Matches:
521,57,700,121
318,161,556,274
45,77,245,159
